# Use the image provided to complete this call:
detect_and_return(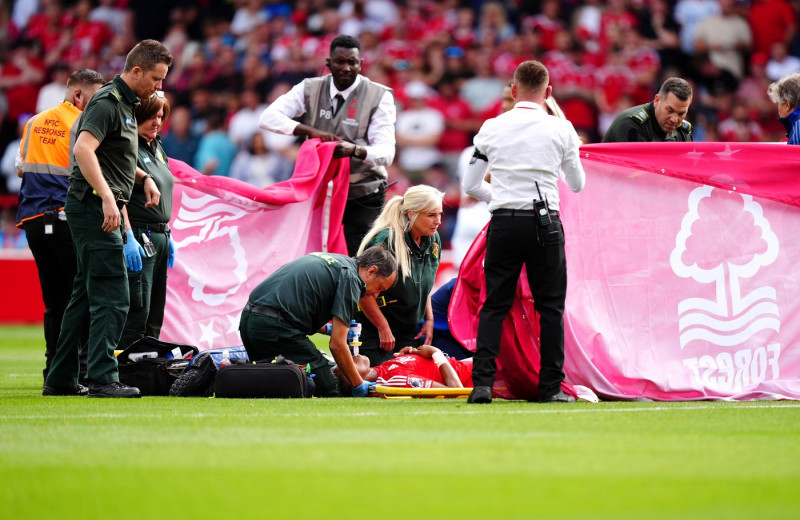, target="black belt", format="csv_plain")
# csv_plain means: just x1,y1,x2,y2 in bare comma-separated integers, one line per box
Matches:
492,208,559,217
130,221,170,233
244,302,283,320
86,186,128,206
